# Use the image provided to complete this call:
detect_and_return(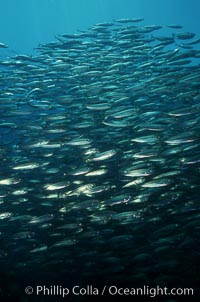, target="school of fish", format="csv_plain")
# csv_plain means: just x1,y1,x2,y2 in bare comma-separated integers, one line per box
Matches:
0,18,200,294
